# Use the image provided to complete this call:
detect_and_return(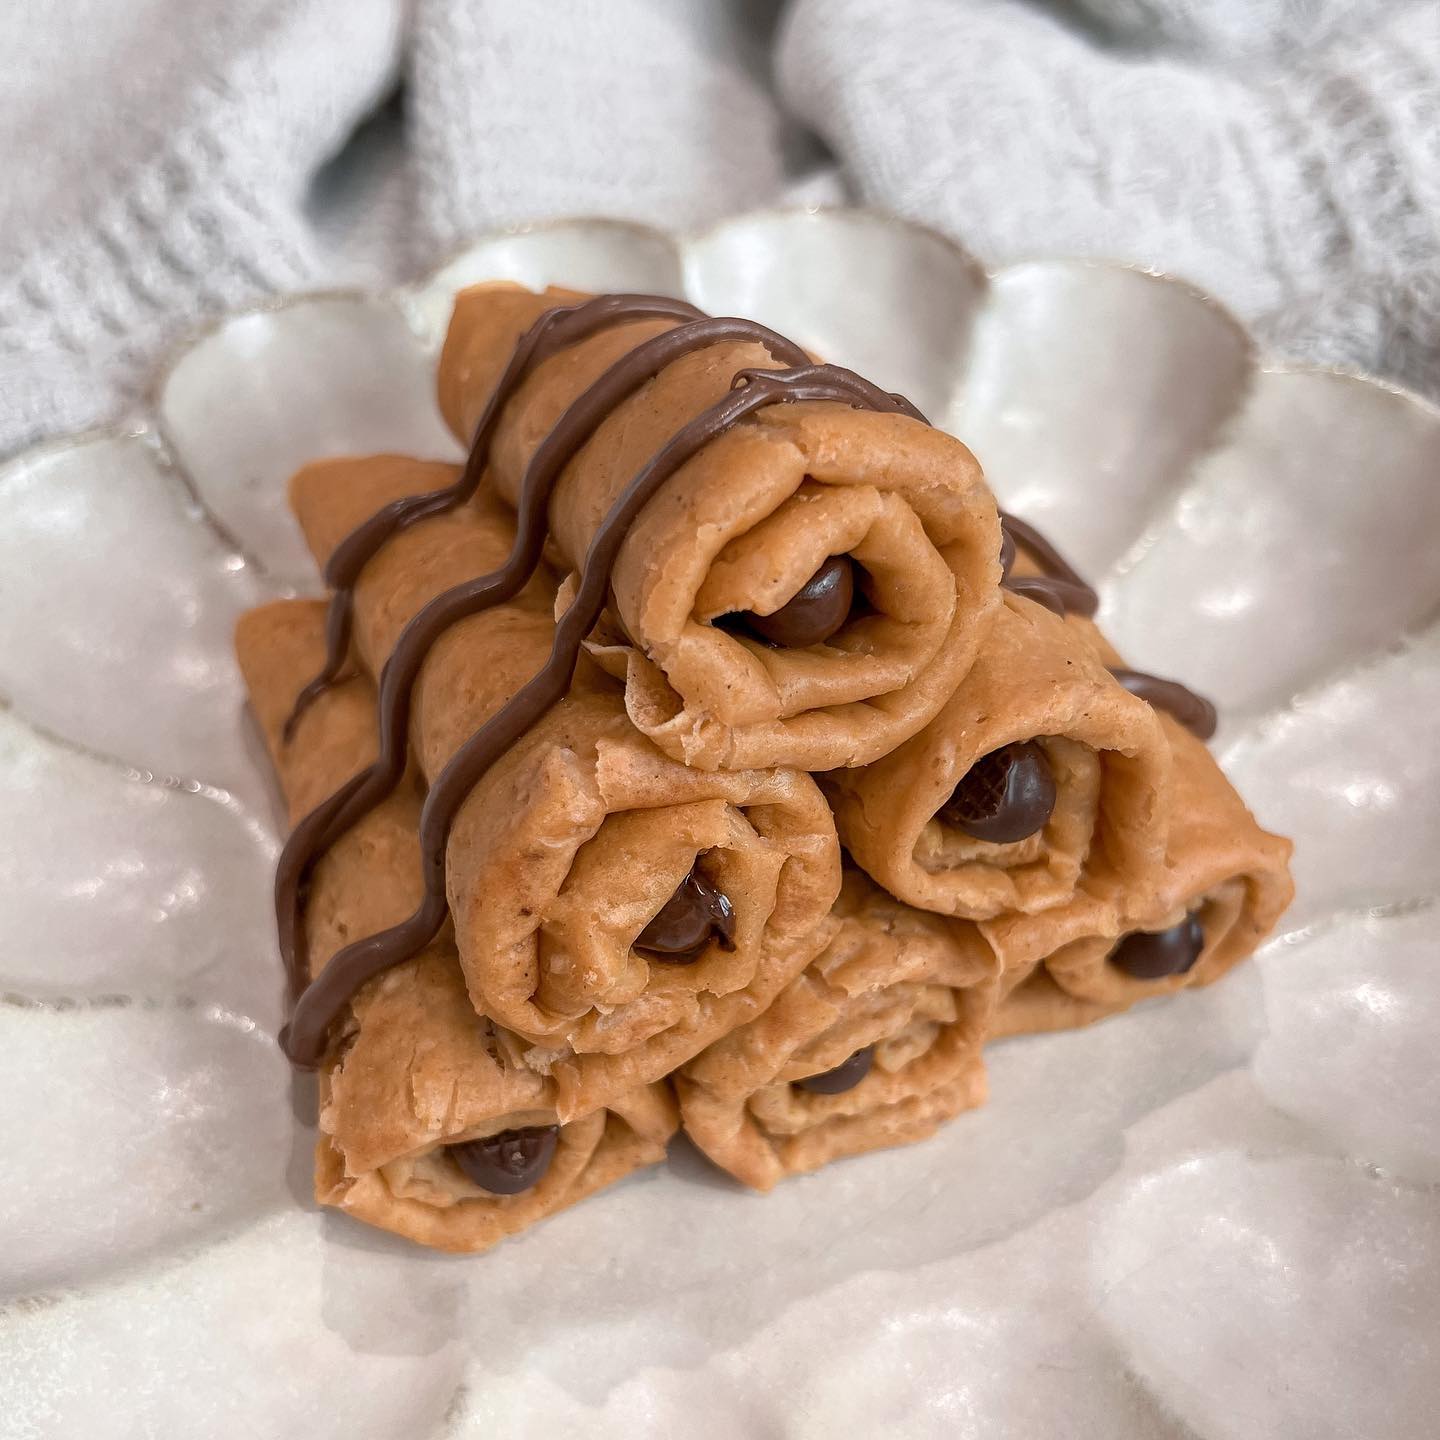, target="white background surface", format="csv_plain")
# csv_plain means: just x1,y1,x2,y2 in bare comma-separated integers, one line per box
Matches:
1,211,1437,1438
